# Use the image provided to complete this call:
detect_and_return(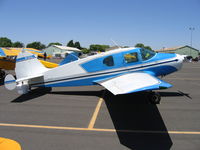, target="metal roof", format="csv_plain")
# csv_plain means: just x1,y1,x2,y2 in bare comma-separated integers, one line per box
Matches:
53,45,81,52
155,45,200,52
